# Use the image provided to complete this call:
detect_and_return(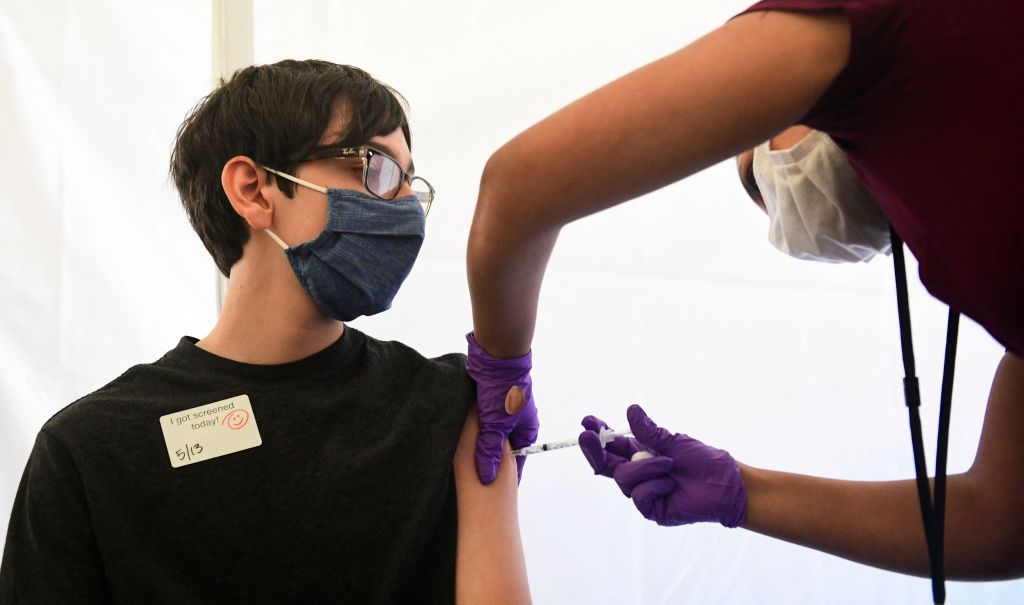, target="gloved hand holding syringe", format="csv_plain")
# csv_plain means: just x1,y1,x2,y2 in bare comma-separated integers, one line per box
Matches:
520,409,746,528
